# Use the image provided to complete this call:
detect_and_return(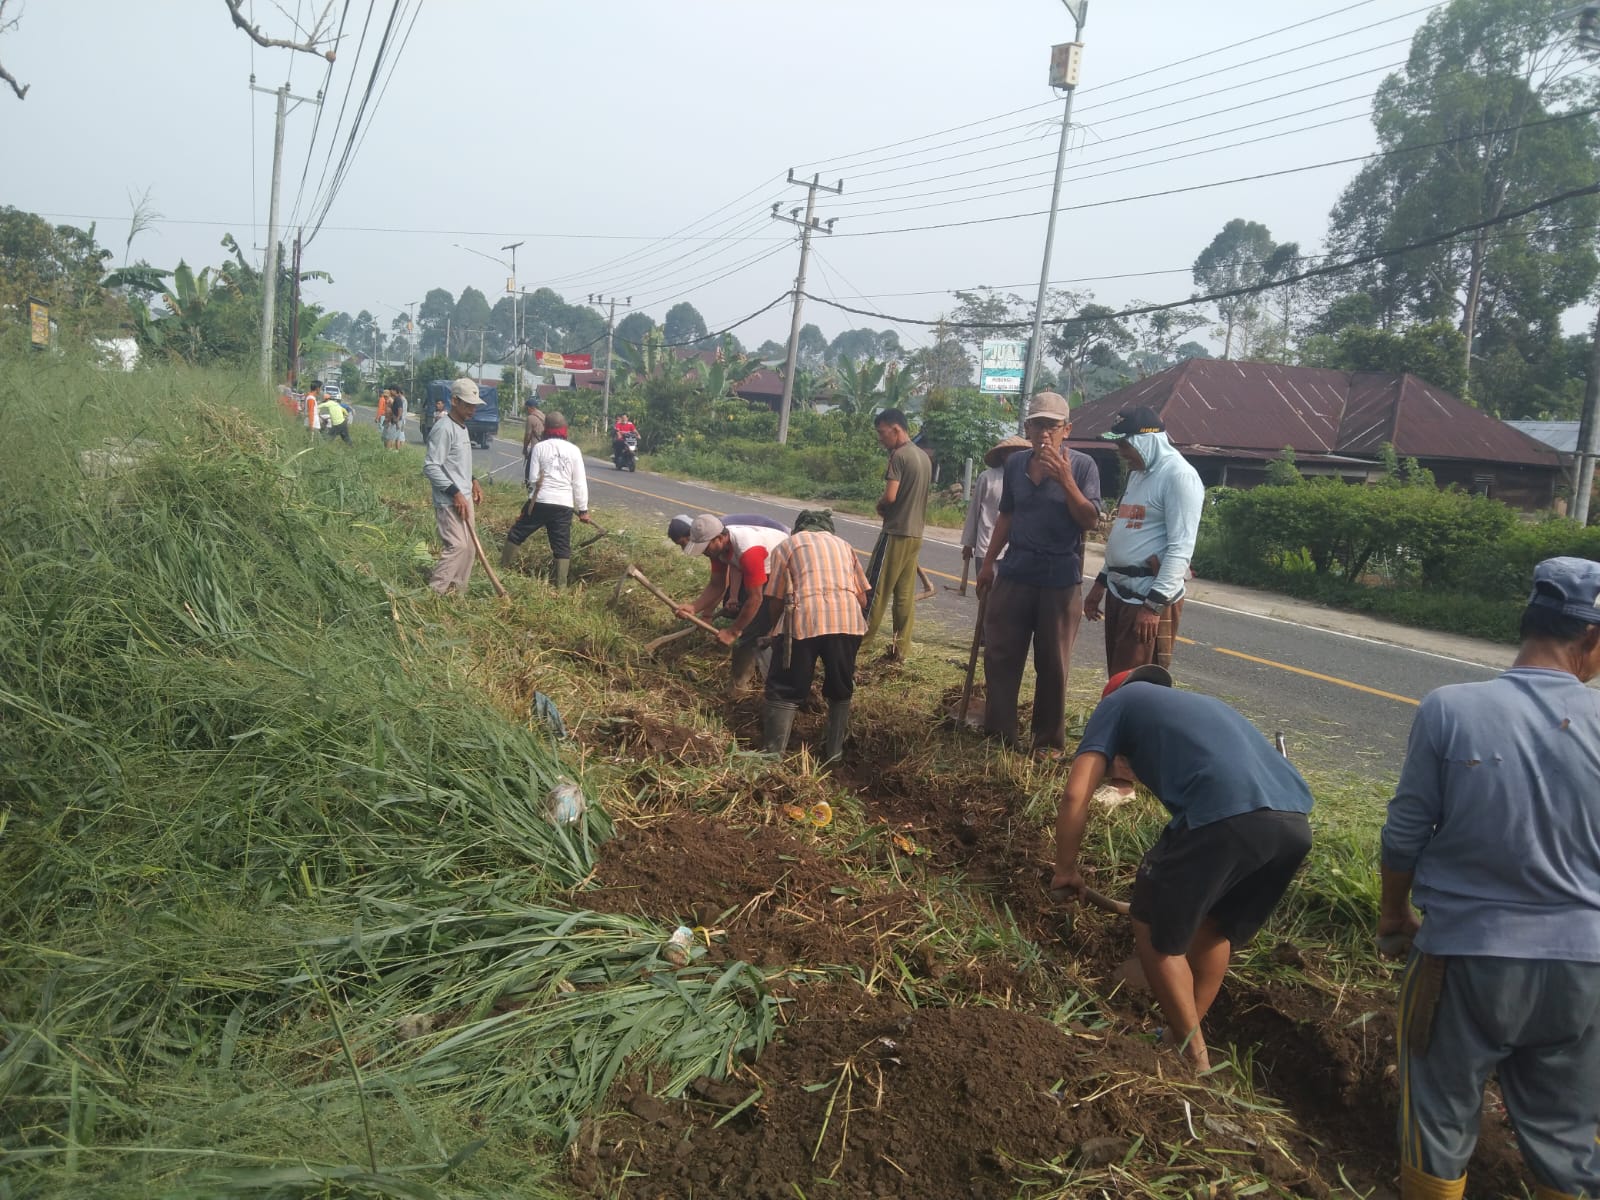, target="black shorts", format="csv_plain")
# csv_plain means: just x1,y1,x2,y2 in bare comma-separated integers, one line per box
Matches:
1129,809,1312,956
